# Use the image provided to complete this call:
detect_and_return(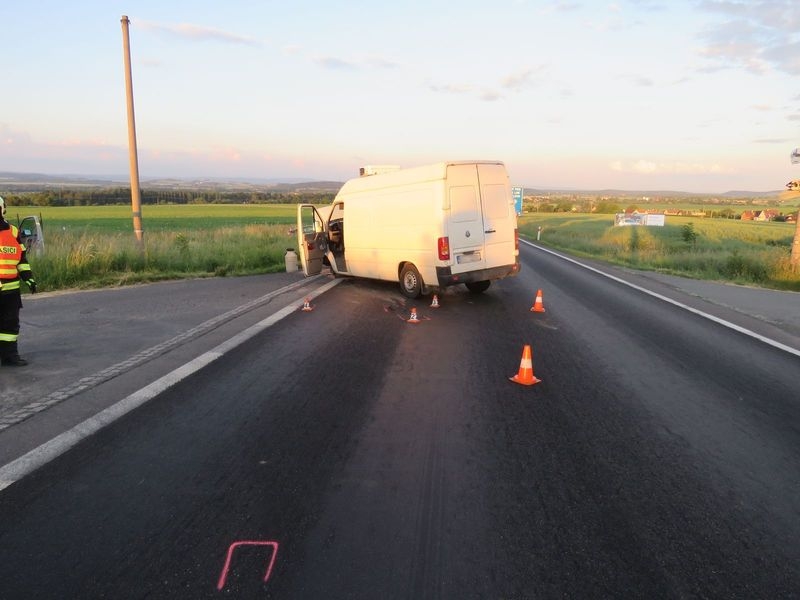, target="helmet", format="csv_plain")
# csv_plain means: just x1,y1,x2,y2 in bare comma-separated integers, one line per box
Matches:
0,195,5,218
